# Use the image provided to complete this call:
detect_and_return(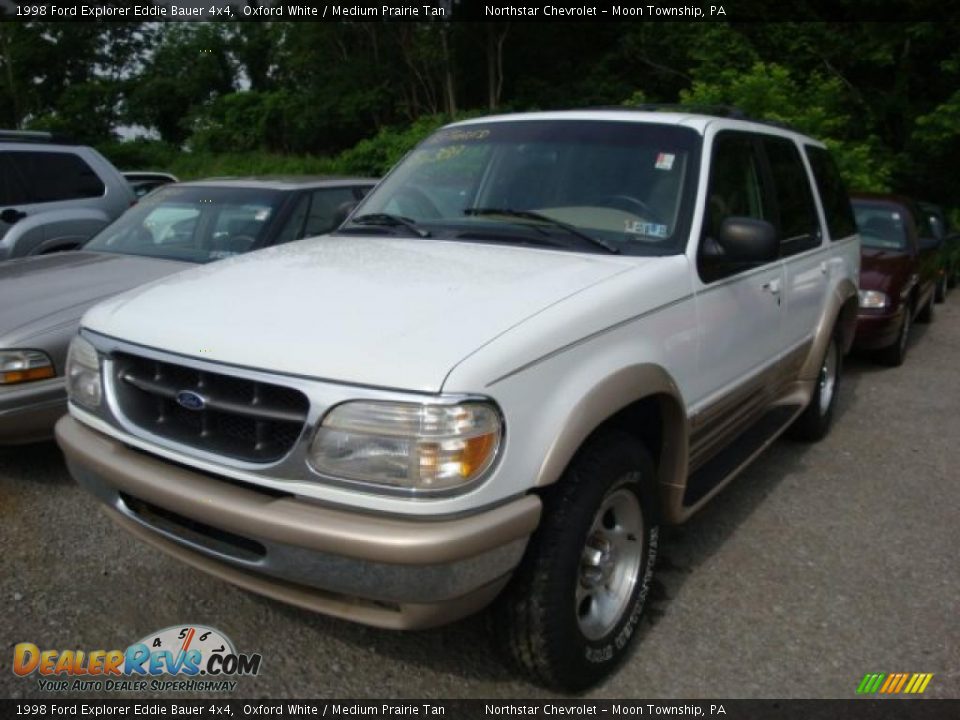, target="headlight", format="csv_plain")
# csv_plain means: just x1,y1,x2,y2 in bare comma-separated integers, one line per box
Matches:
0,350,55,385
858,290,888,309
308,400,502,492
65,335,102,408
